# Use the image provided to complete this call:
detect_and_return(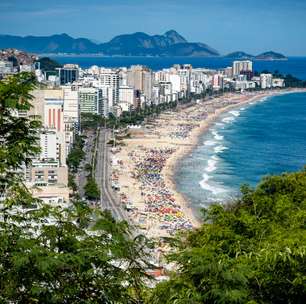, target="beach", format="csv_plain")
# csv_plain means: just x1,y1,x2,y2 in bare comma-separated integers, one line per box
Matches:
110,89,305,237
